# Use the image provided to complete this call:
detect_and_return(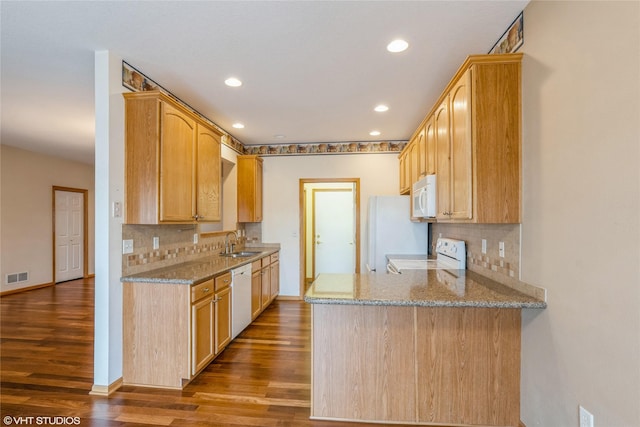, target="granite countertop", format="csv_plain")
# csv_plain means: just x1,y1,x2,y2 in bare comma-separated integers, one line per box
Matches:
304,269,546,309
121,246,279,285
